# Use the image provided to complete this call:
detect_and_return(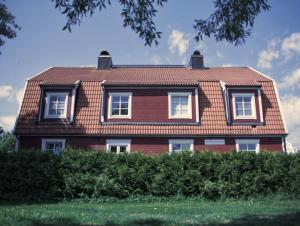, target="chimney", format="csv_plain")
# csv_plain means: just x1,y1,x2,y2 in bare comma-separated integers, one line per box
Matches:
189,50,204,69
97,51,112,69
